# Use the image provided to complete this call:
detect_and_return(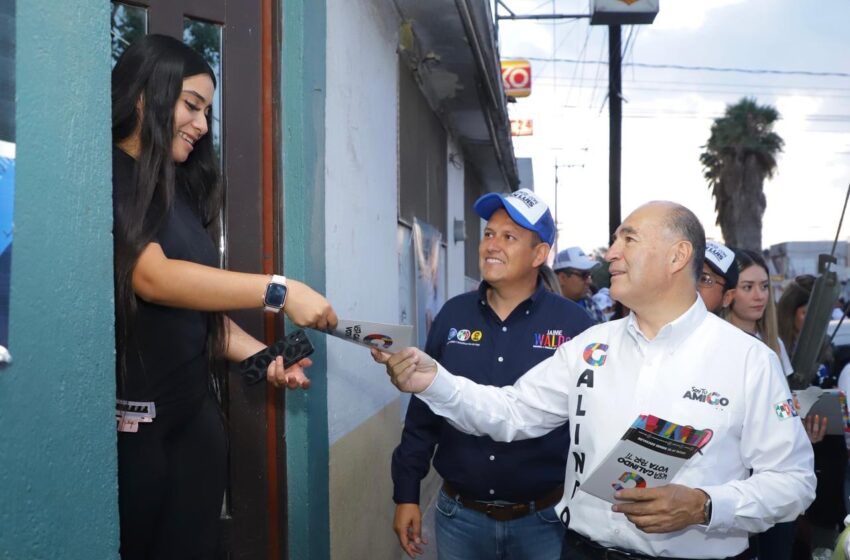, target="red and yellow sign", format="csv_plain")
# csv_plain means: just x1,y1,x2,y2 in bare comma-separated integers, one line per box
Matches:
510,119,533,137
501,59,532,98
